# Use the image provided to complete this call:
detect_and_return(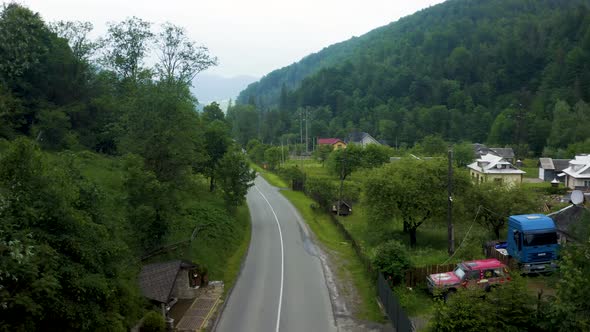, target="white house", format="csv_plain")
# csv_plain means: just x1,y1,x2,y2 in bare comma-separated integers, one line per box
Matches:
560,154,590,189
467,153,525,187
